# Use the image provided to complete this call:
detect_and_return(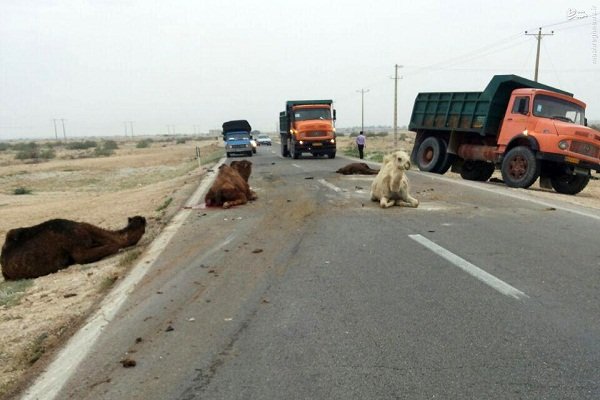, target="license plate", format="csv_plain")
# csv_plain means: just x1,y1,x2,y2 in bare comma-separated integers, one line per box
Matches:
312,143,322,146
